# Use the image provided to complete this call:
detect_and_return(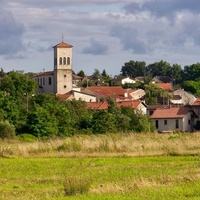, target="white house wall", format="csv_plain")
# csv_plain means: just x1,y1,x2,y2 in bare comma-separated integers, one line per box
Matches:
73,92,96,102
153,116,191,132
